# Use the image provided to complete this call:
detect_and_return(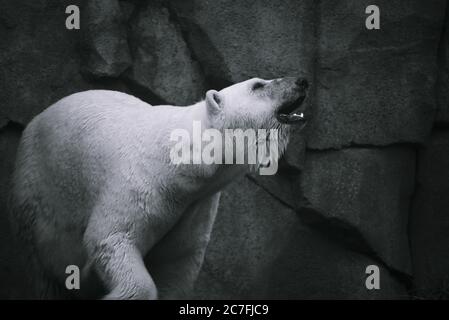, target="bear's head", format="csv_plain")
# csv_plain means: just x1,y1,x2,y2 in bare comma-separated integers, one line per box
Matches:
205,77,309,131
206,77,308,133
204,77,309,173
